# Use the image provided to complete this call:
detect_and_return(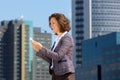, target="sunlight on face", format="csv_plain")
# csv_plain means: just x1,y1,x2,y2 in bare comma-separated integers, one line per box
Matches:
50,17,60,35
